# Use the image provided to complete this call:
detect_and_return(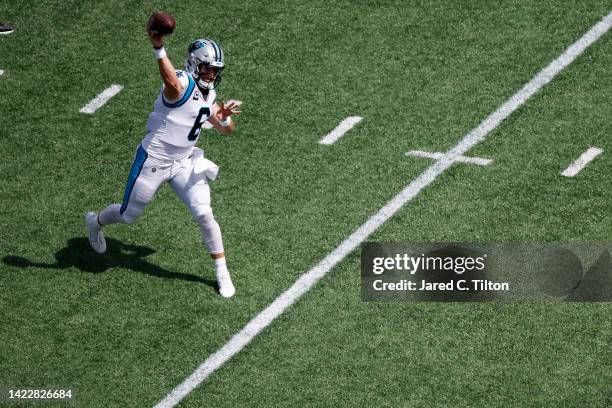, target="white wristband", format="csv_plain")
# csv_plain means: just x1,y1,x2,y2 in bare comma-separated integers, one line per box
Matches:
154,47,167,60
219,117,231,127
